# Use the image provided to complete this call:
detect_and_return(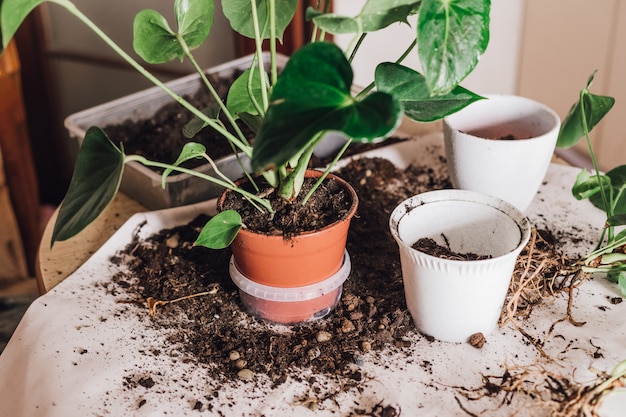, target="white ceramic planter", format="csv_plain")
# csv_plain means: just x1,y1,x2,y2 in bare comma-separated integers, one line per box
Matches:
443,94,560,212
389,189,531,343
